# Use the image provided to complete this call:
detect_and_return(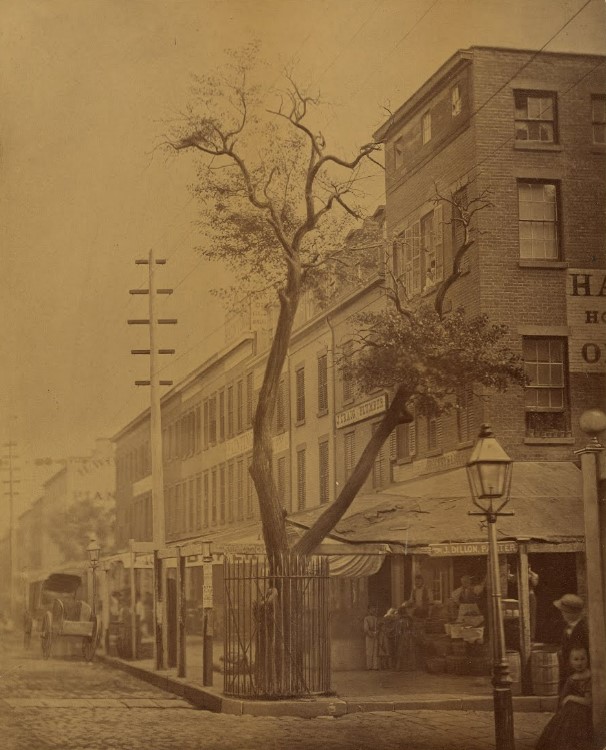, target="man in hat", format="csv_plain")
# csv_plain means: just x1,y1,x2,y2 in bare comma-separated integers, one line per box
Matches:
554,593,589,688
